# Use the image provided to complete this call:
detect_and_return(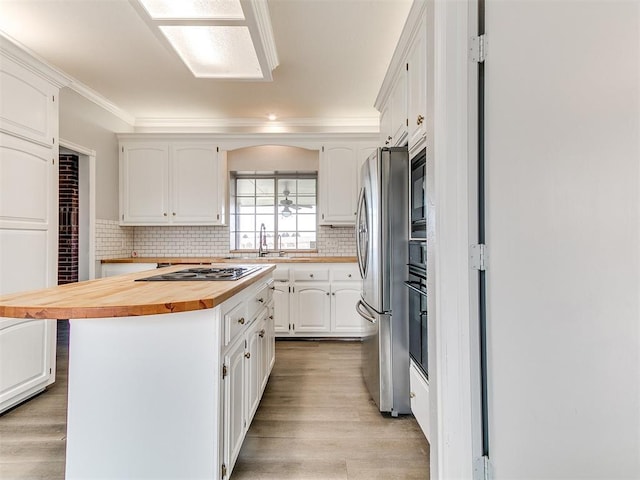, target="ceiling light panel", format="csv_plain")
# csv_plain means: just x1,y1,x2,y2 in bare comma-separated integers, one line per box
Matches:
159,26,262,78
138,0,245,20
